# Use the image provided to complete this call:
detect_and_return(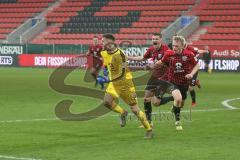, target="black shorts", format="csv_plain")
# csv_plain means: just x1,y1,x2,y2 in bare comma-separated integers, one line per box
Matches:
204,60,210,65
174,84,188,100
145,77,159,91
190,72,198,86
94,63,102,71
93,58,103,70
145,77,176,99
